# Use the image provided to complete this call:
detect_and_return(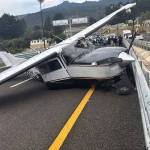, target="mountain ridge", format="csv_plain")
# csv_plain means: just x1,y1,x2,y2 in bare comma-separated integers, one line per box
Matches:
19,0,130,27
